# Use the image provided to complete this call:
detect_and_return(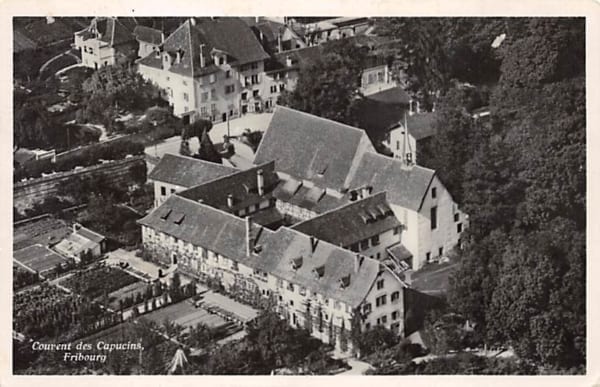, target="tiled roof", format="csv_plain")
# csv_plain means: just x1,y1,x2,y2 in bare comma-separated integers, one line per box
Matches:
139,18,269,78
97,17,136,46
148,153,236,188
348,152,435,212
75,226,105,244
254,106,375,191
177,161,278,213
138,195,389,307
133,25,163,45
406,112,437,140
292,192,402,247
367,86,411,105
387,243,413,262
272,177,350,214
